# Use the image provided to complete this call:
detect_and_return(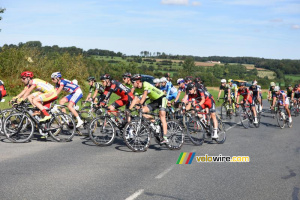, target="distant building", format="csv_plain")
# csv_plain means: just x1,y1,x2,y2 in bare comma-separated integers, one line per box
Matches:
206,61,221,64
